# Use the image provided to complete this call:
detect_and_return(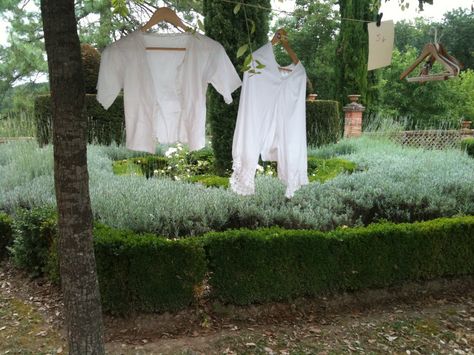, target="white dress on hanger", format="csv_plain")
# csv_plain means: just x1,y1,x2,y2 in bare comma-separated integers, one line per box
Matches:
230,42,308,198
97,31,241,153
